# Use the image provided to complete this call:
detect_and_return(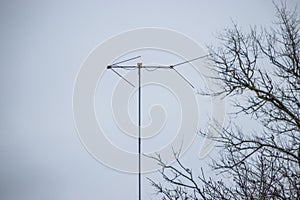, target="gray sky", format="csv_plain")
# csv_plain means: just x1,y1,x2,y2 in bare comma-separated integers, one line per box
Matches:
1,0,299,199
